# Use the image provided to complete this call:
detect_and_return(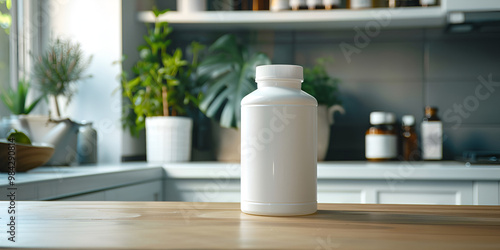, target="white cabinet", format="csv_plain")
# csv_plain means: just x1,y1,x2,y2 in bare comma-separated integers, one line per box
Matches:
105,181,162,201
0,165,165,201
59,180,163,201
165,179,240,203
62,191,106,201
318,180,474,205
162,162,500,205
164,179,479,205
